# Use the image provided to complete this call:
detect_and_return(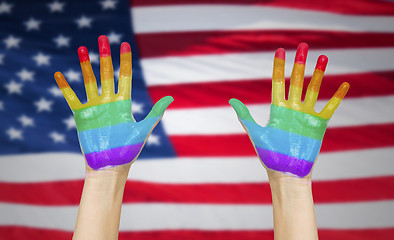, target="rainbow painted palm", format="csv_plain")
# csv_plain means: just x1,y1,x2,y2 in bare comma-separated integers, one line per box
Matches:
230,43,349,178
55,36,172,170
